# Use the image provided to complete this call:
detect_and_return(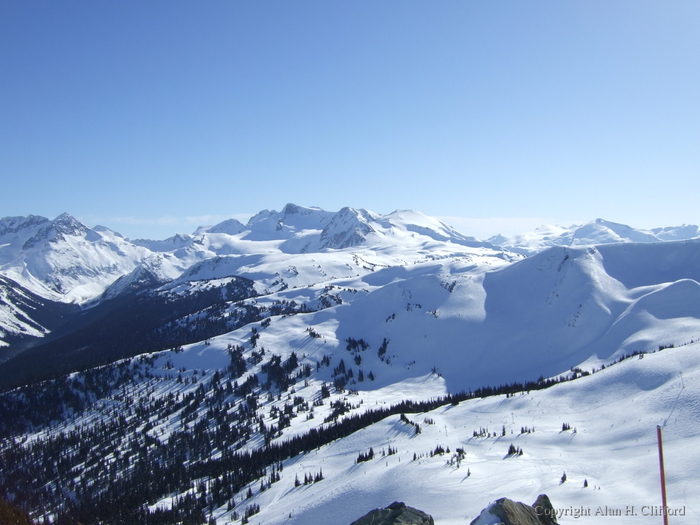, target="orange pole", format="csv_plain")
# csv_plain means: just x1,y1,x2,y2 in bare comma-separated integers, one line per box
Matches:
657,425,669,525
